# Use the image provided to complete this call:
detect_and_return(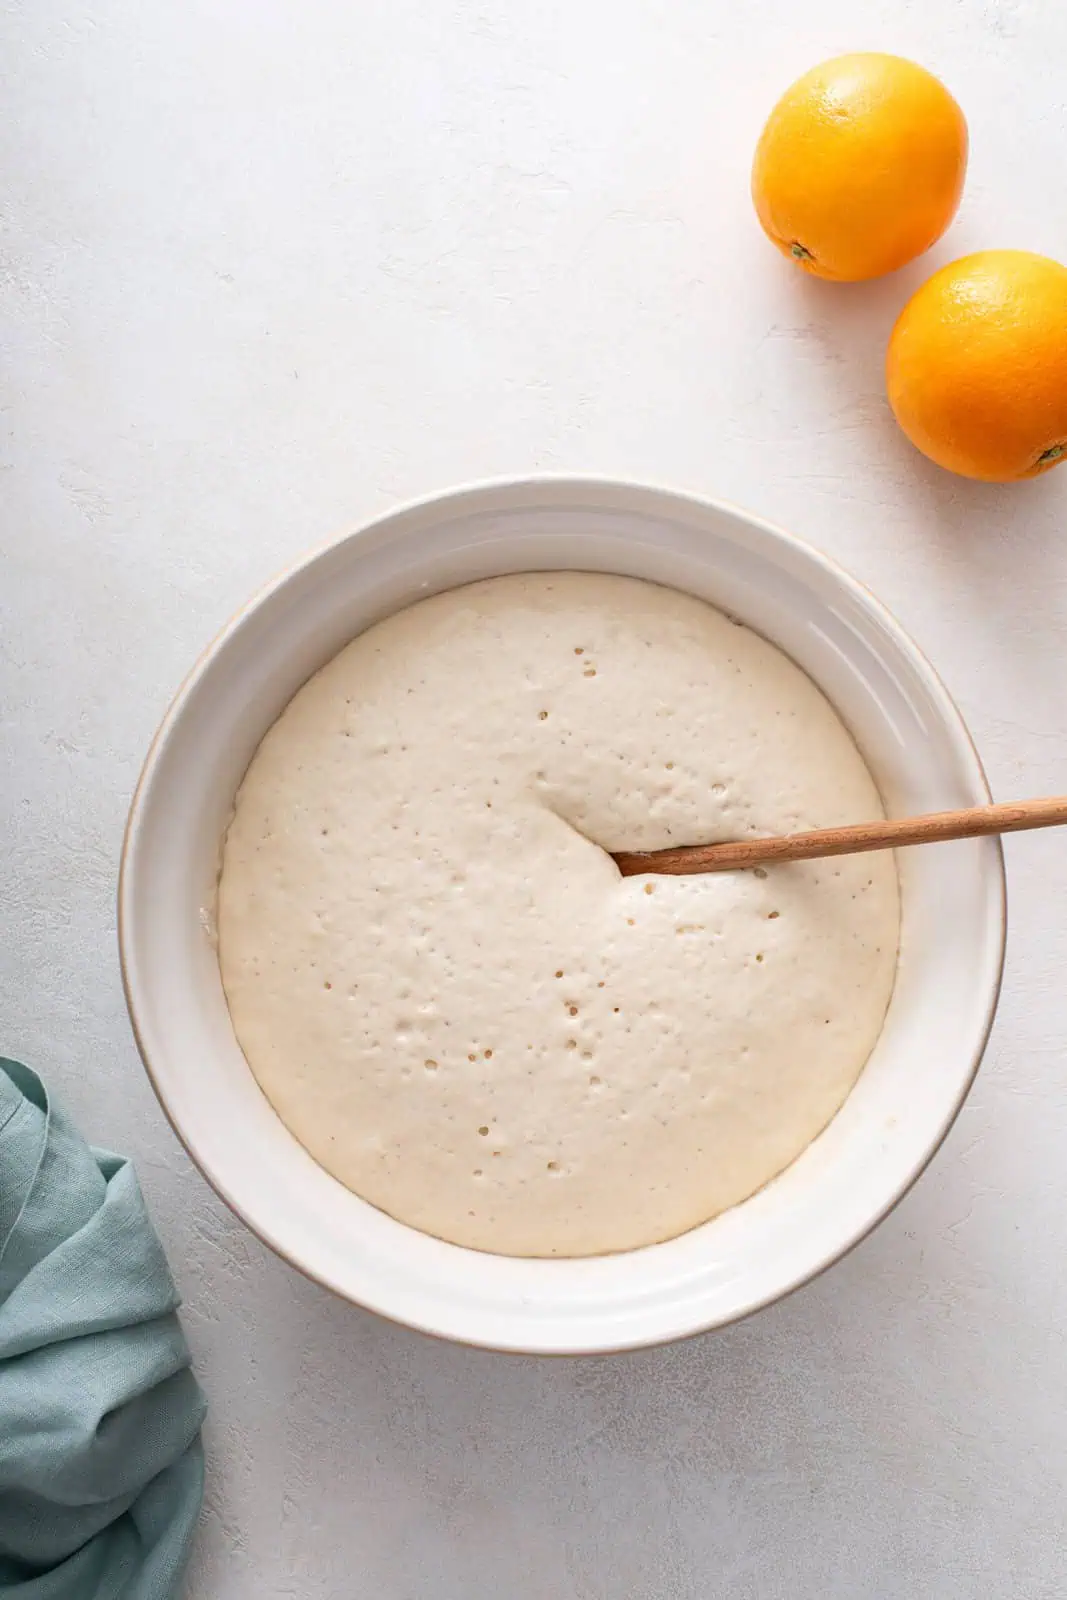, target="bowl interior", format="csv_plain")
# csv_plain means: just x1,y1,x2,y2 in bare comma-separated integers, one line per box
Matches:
120,481,1004,1353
